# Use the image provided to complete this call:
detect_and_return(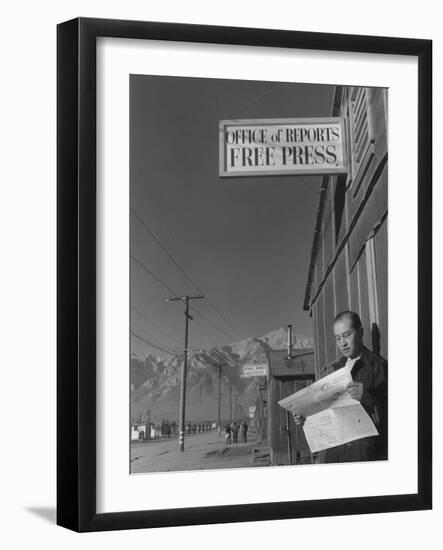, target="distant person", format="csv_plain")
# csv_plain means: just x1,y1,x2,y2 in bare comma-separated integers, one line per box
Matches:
241,421,248,443
231,422,239,444
225,423,231,445
292,310,387,462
